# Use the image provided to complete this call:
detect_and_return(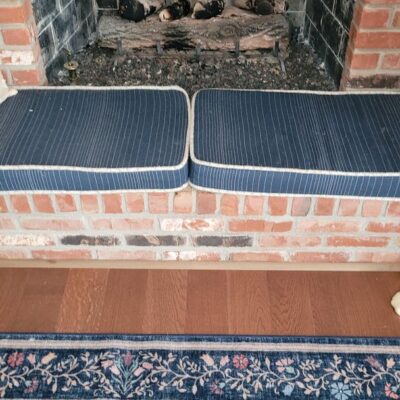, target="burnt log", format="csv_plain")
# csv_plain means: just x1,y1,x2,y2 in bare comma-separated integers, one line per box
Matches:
98,8,289,57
